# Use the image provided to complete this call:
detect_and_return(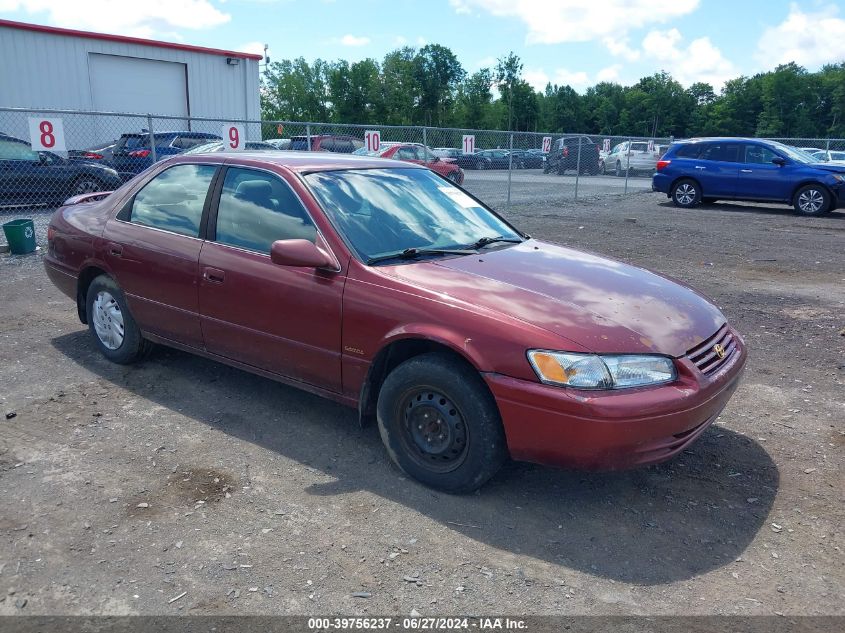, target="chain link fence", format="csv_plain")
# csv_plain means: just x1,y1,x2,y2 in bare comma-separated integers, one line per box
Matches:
2,106,845,214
